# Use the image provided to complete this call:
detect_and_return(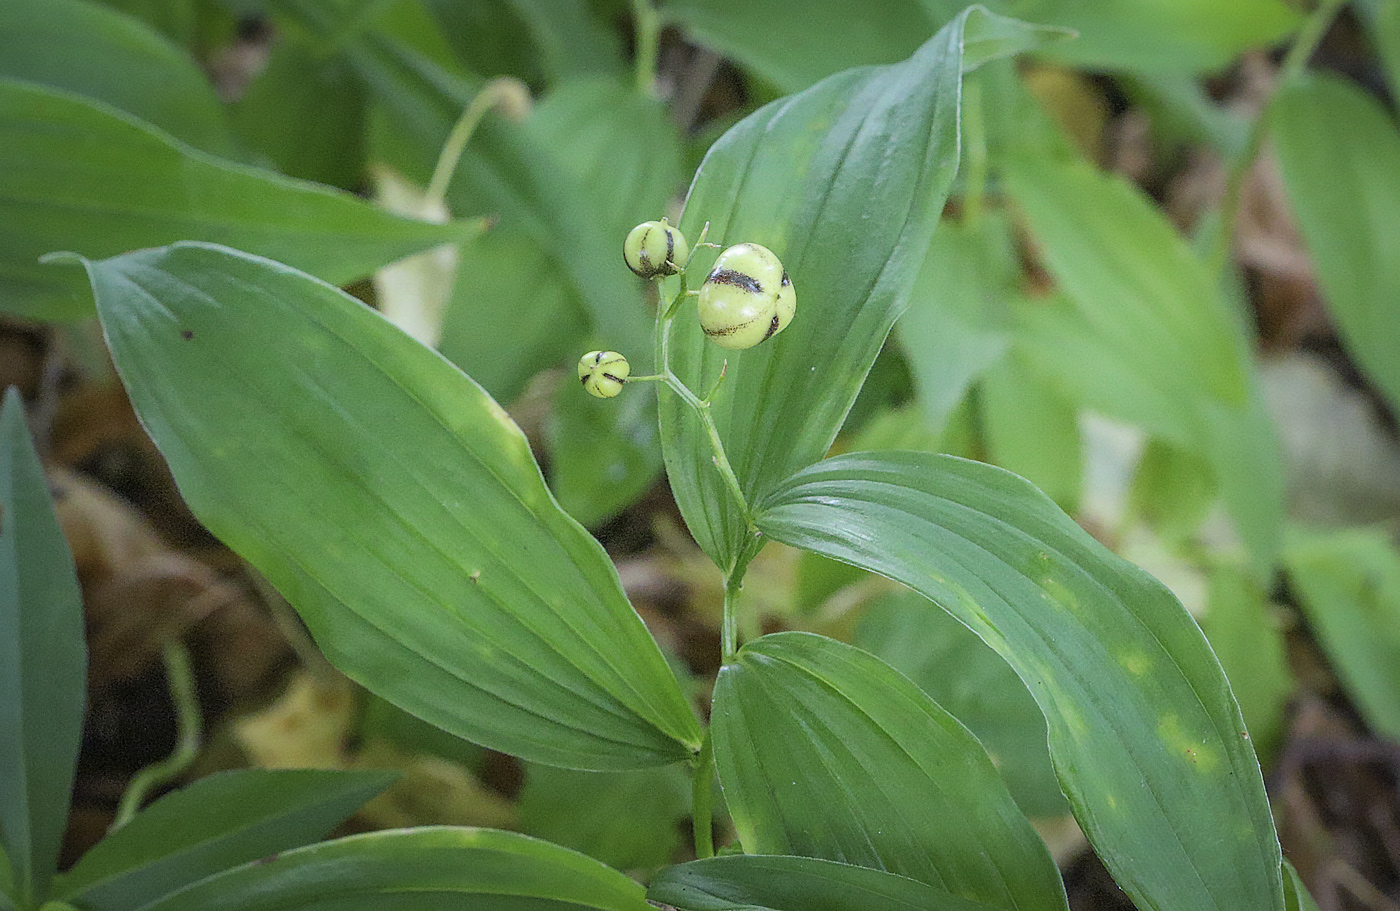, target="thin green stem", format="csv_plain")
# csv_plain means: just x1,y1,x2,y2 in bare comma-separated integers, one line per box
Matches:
655,277,753,524
690,732,716,858
1210,0,1345,273
111,640,201,830
631,0,662,94
426,77,530,210
720,571,743,661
